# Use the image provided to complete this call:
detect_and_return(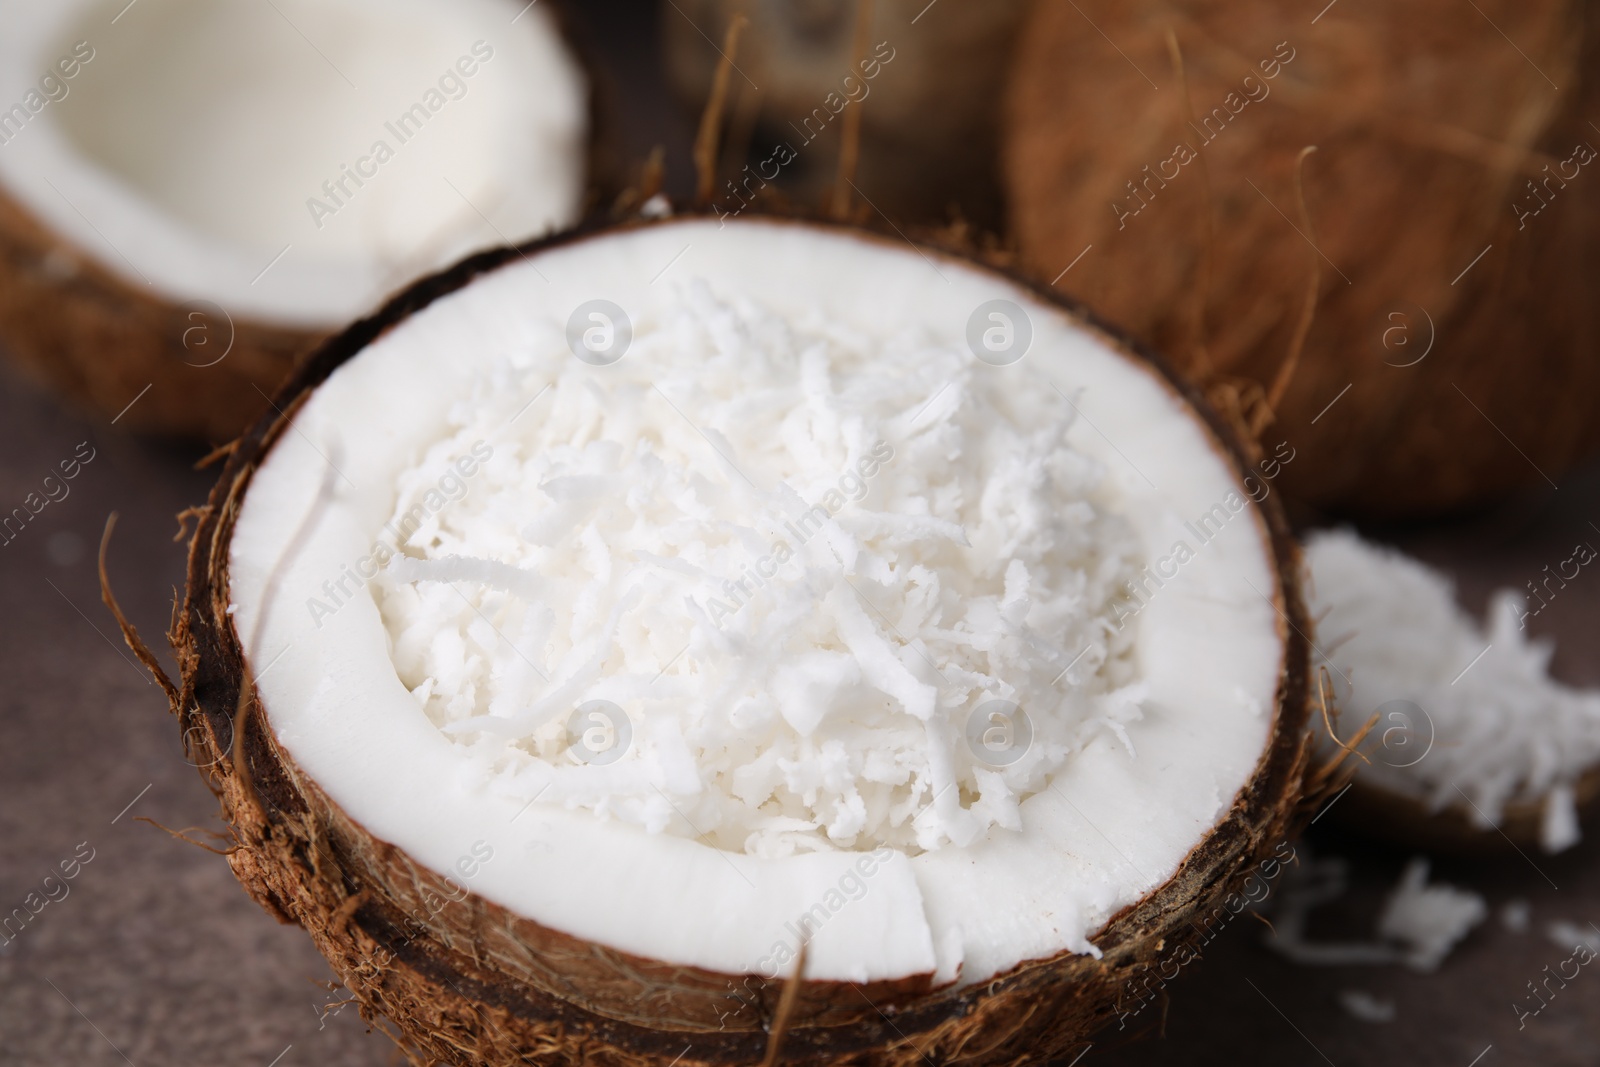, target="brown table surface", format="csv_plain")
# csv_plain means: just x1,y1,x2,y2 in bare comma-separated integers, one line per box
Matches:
3,3,1599,1065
